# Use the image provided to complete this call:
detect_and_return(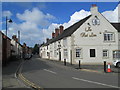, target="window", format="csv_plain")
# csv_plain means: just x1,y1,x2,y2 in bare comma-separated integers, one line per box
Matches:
76,49,81,58
63,38,67,46
104,33,114,41
90,49,96,57
103,50,108,58
113,50,120,59
64,49,68,58
92,16,100,25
